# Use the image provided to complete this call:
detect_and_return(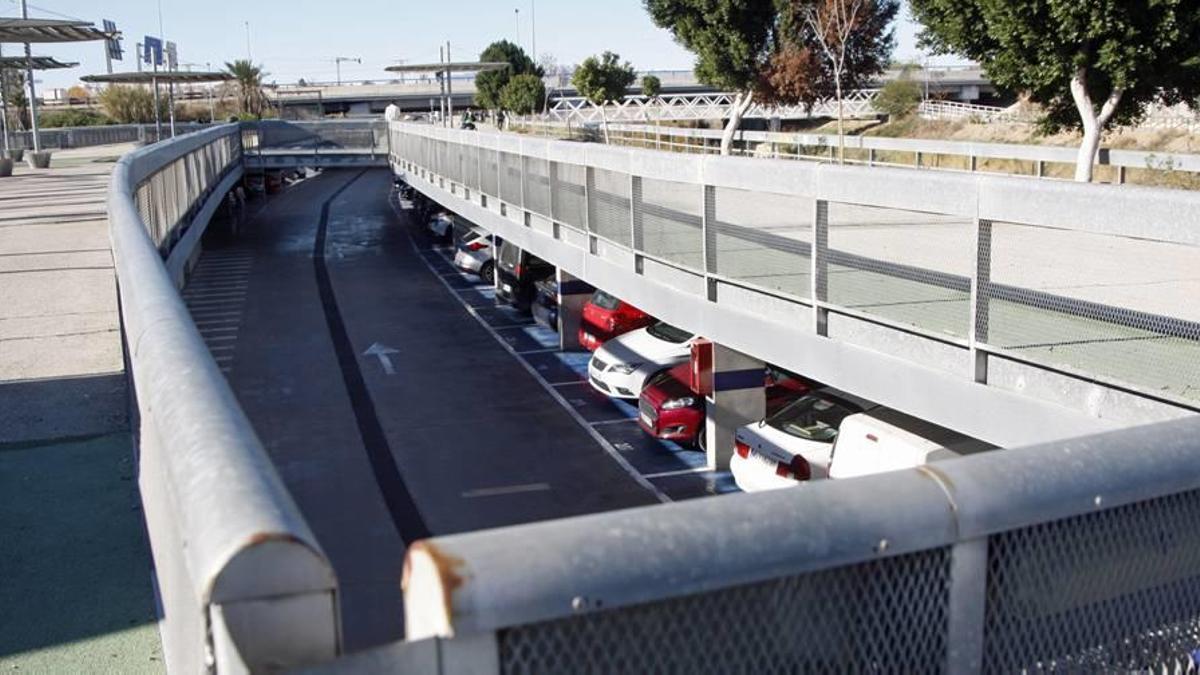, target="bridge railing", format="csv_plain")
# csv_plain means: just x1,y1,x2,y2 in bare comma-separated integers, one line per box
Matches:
6,122,211,151
389,122,1200,438
374,414,1200,673
109,123,340,672
516,119,1200,187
